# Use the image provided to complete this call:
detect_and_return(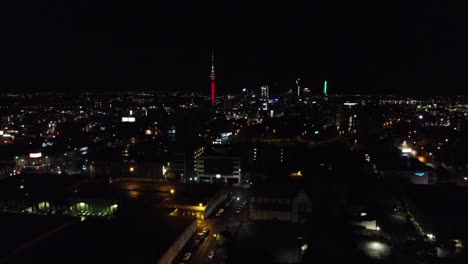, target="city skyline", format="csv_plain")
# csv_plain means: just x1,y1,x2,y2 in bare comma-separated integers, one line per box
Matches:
1,1,467,95
1,1,468,263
